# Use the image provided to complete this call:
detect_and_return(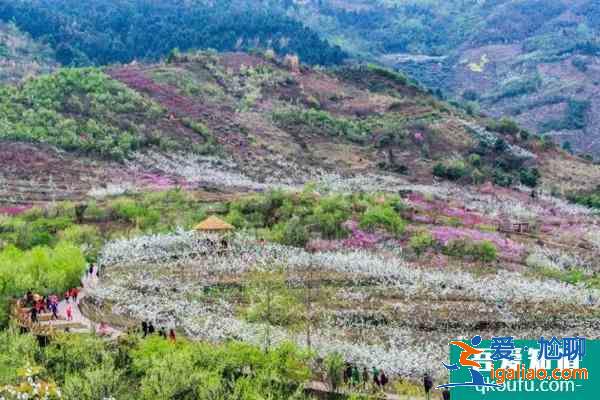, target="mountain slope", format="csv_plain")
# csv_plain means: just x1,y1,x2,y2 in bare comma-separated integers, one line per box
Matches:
1,51,599,207
282,0,600,156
